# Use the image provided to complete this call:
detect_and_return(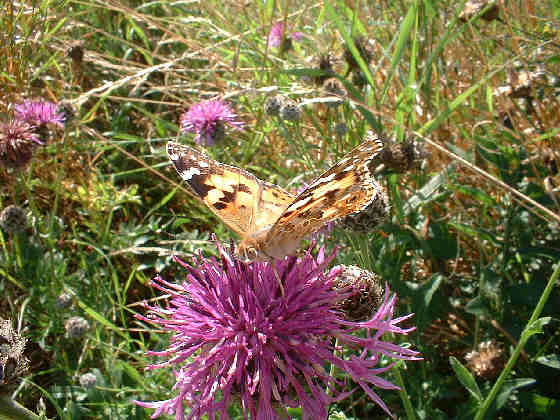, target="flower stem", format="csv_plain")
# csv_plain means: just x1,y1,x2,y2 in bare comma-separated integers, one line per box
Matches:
393,364,416,420
0,393,42,420
474,261,560,420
